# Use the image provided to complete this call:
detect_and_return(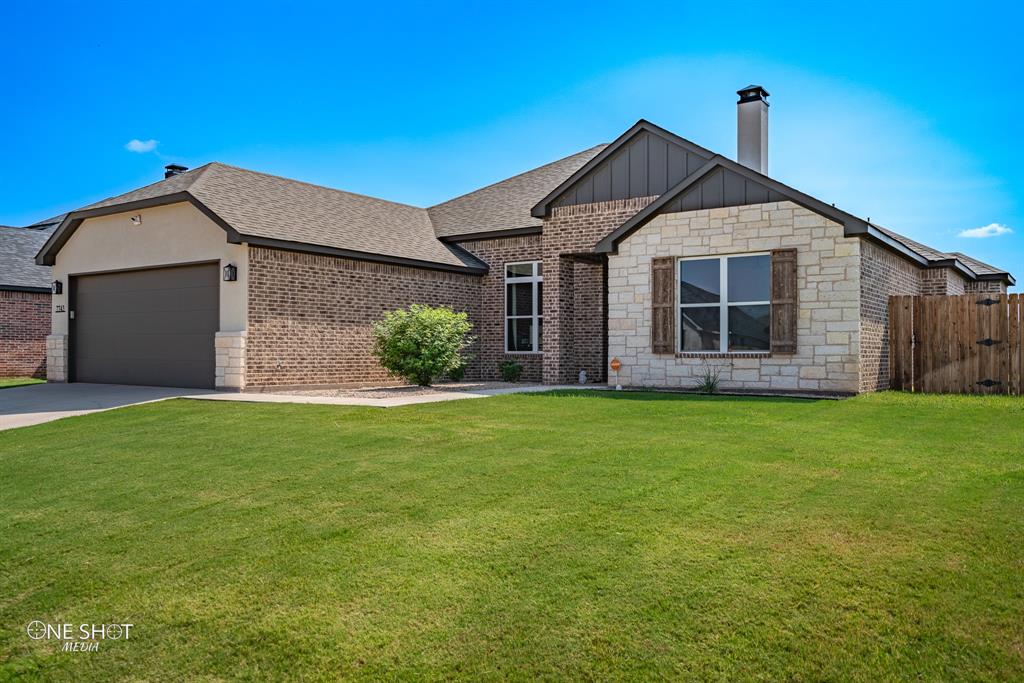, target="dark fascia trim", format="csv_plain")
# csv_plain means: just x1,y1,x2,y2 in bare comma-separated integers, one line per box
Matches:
35,192,242,265
243,236,488,275
530,119,717,219
438,226,542,243
924,256,981,281
977,272,1016,285
594,153,891,252
594,158,721,253
0,284,51,294
596,154,880,255
592,155,1005,282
